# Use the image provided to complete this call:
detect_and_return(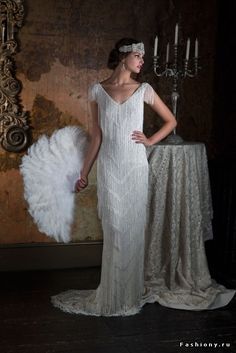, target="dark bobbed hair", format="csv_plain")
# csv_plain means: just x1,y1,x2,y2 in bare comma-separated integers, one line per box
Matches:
107,38,141,70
